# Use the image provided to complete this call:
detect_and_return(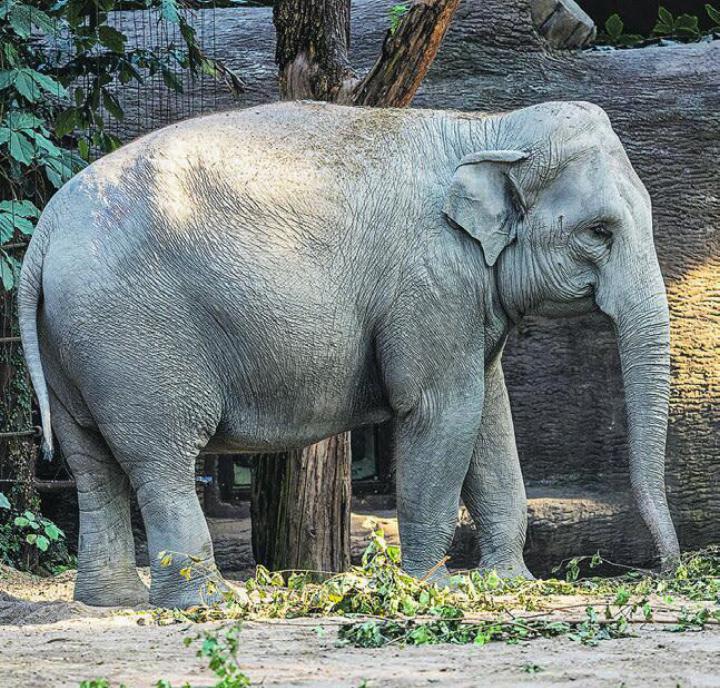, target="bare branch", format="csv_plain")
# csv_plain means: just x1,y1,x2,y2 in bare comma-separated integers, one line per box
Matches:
351,0,461,107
